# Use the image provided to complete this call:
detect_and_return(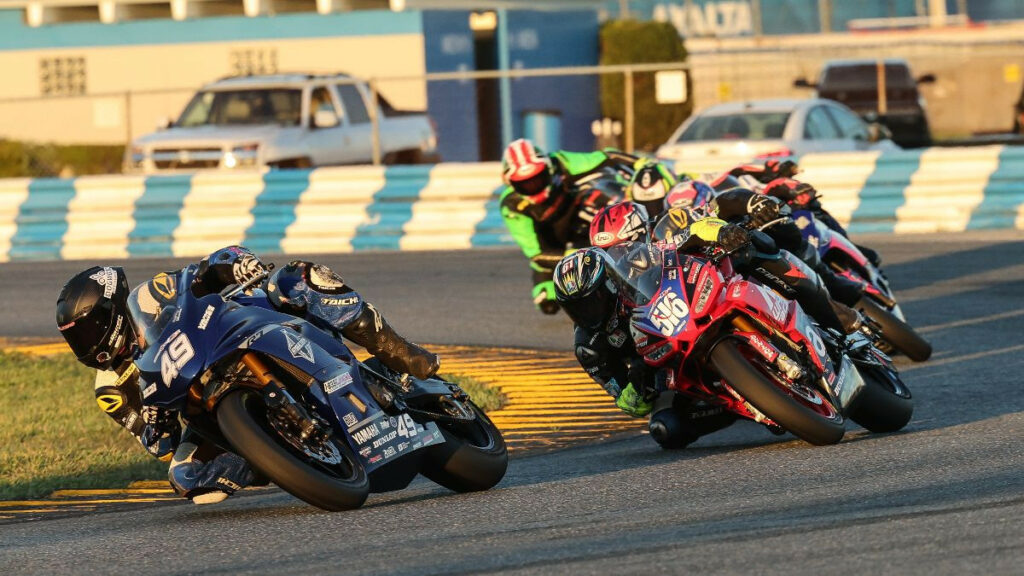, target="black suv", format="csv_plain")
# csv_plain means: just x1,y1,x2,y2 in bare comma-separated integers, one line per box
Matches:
796,59,935,148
